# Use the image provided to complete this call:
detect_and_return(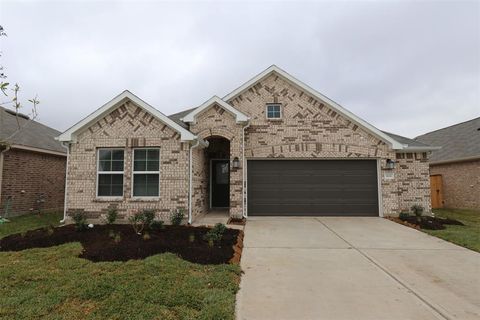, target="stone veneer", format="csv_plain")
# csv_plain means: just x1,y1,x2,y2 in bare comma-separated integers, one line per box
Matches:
66,101,190,221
